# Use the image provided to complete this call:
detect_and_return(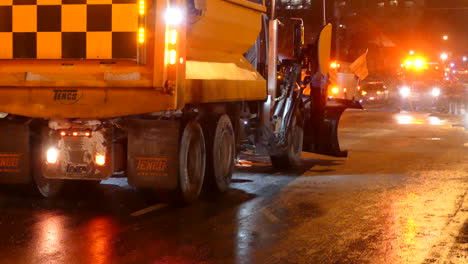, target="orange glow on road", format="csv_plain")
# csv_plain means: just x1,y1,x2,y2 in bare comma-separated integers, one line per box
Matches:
86,217,116,264
395,114,425,125
428,116,442,126
396,115,413,124
33,213,65,260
